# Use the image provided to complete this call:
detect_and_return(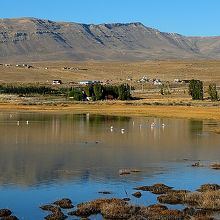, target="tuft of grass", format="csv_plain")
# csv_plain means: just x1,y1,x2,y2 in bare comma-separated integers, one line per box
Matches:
100,202,139,219
68,198,127,218
134,183,173,194
184,191,220,211
210,163,220,170
197,184,220,192
157,190,189,205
